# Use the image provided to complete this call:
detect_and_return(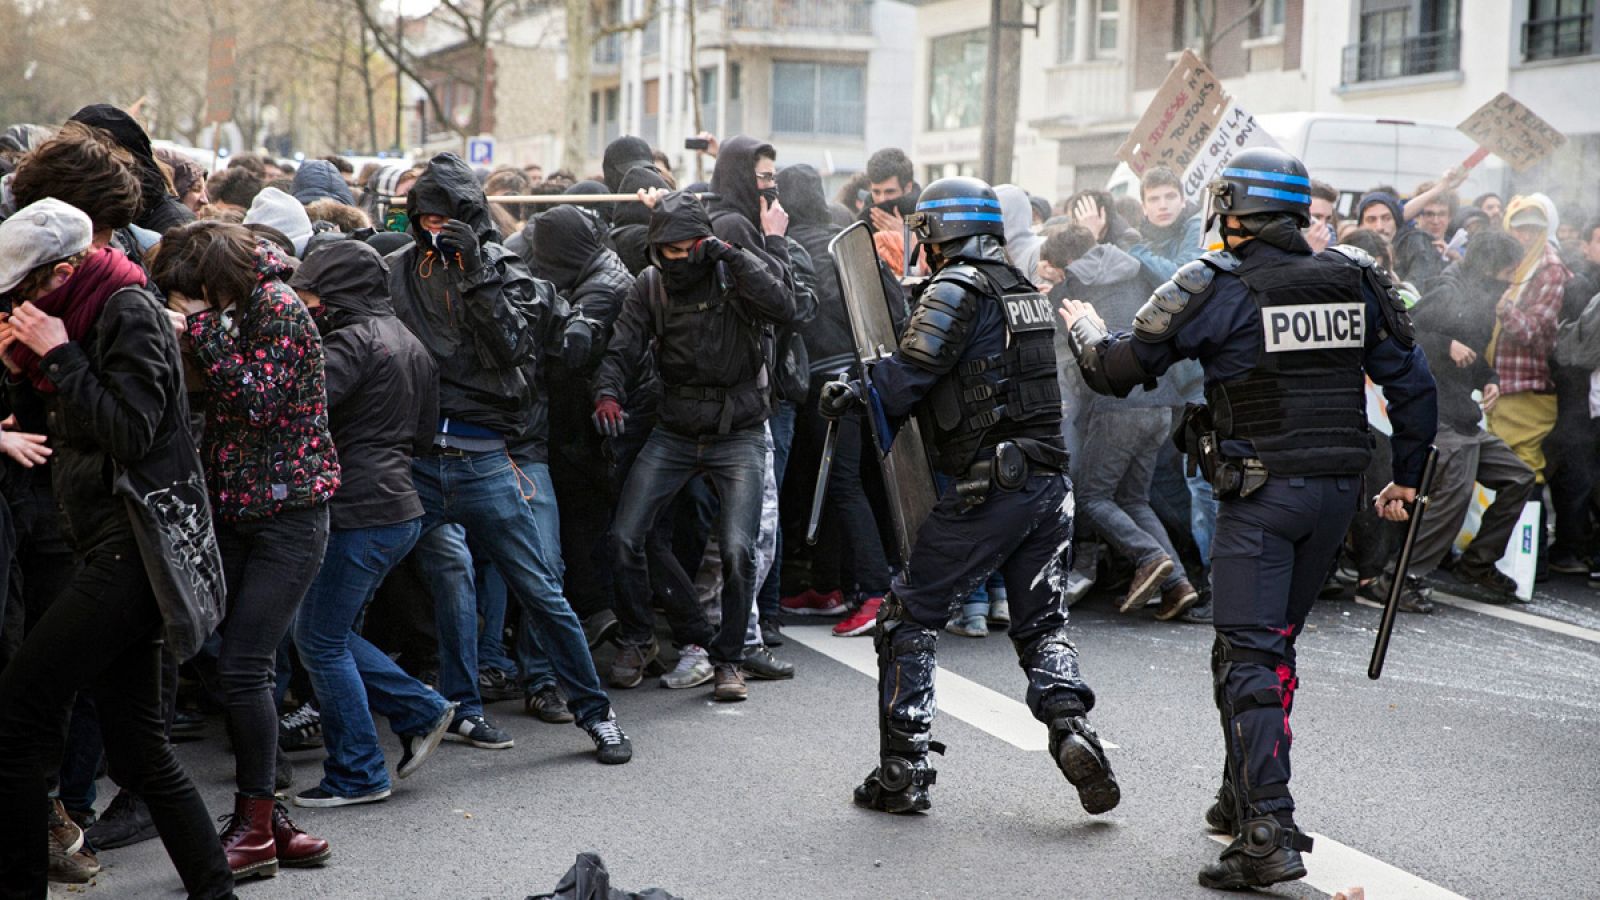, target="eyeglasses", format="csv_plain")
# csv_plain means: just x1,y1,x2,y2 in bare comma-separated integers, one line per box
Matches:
755,172,777,184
